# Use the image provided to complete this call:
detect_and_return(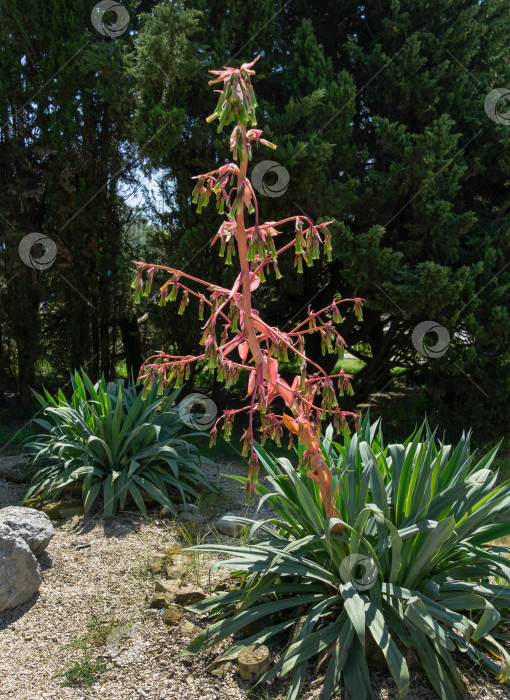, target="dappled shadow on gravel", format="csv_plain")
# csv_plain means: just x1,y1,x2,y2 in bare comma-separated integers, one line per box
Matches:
57,512,147,540
0,594,40,632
